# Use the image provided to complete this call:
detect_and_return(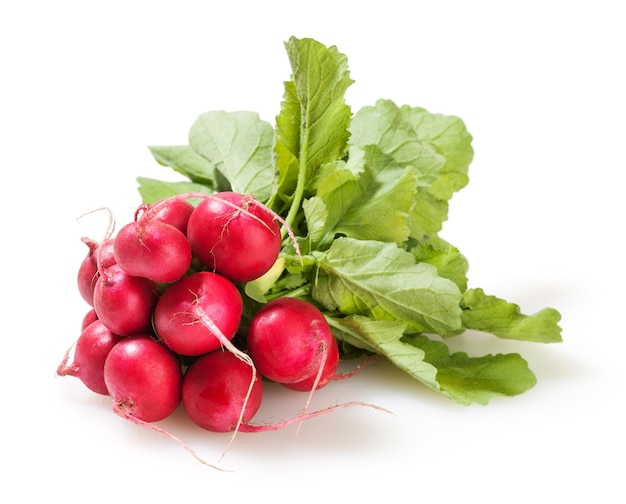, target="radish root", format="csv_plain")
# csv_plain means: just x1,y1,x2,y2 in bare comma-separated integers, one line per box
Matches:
333,355,383,381
294,329,329,436
111,401,230,471
190,302,257,460
237,401,394,433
